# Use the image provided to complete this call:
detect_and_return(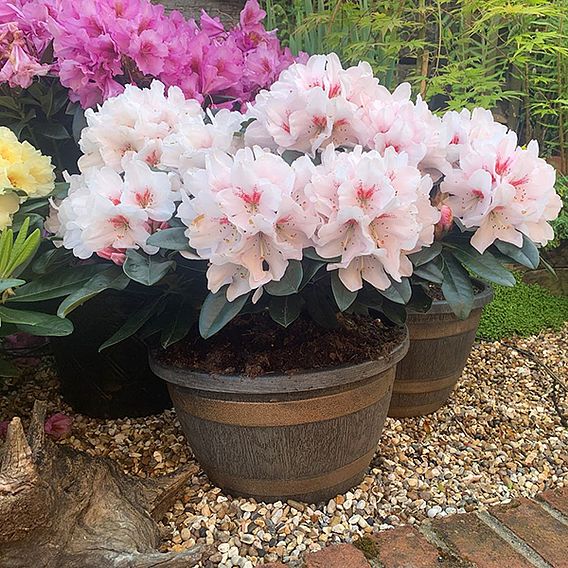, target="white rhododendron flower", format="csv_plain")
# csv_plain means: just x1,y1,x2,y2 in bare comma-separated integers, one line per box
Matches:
178,146,317,300
441,115,562,252
307,147,439,291
50,54,561,307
